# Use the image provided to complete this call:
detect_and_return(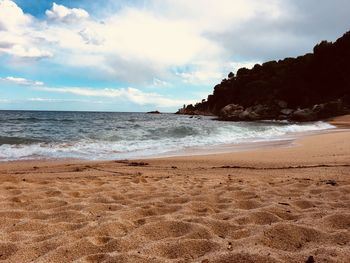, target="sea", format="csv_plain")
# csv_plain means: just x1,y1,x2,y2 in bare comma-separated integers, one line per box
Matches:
0,110,335,161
